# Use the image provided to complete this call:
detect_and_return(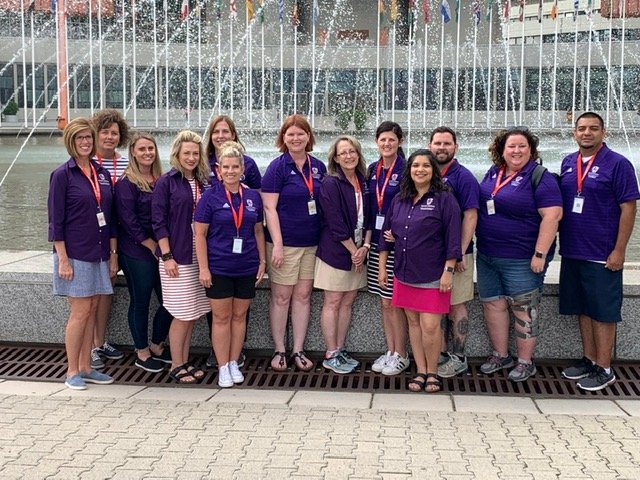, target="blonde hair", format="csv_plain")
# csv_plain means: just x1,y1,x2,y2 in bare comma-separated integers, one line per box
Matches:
218,141,245,167
169,130,210,184
63,117,96,160
327,136,367,178
124,132,163,192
